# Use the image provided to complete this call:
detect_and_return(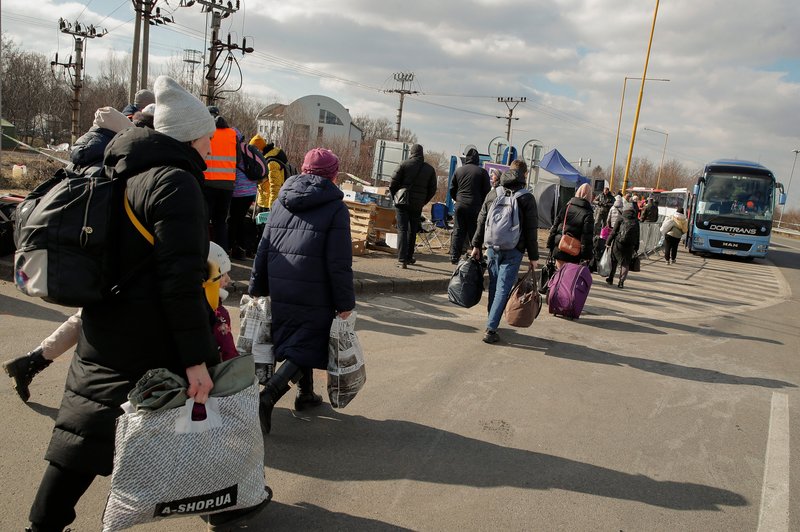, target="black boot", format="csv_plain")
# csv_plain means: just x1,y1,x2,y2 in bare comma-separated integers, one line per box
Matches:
3,347,51,402
258,361,301,434
294,369,323,411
